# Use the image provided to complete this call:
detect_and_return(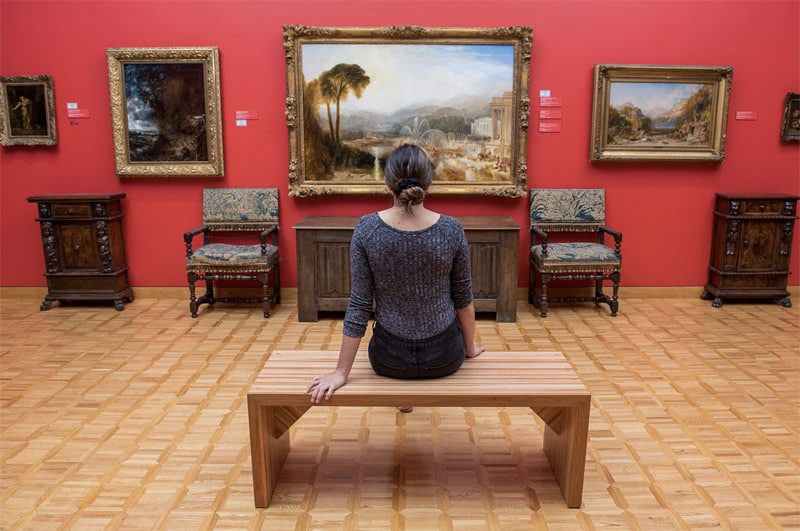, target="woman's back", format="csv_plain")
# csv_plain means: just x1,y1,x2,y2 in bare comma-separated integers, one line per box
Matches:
343,212,473,340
